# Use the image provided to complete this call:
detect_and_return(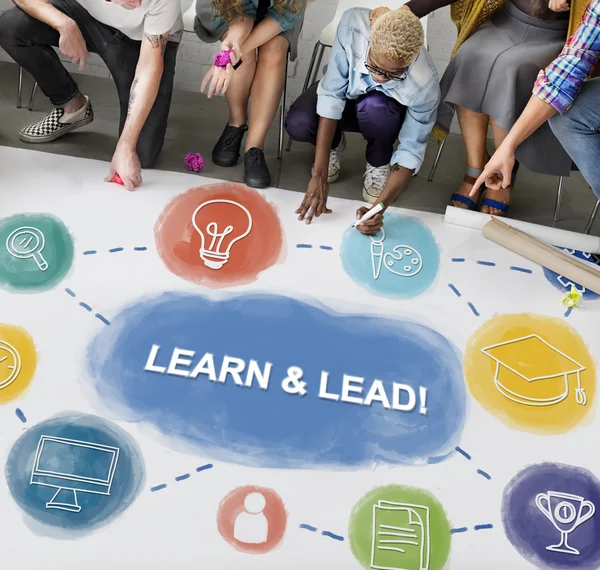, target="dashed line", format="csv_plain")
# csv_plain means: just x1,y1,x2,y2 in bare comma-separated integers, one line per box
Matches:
449,285,480,317
448,284,461,297
510,266,533,274
452,525,494,534
15,408,27,423
455,447,491,480
64,289,111,326
322,531,344,541
468,302,480,317
299,525,344,541
300,524,318,532
296,243,334,250
82,246,148,255
474,524,494,531
150,463,213,493
452,257,533,274
455,446,471,460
